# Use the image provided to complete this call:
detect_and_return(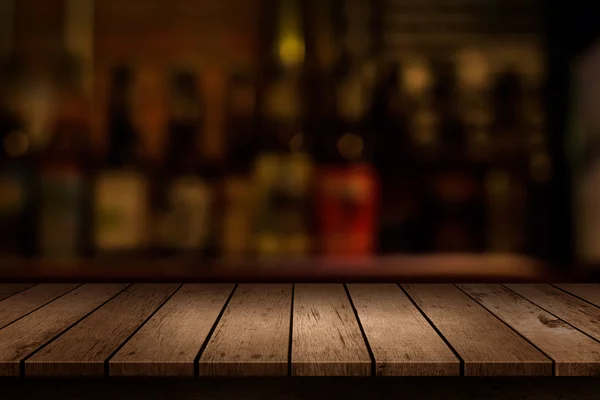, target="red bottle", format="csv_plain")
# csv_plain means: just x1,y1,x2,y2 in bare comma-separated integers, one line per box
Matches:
318,163,379,257
316,50,379,257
